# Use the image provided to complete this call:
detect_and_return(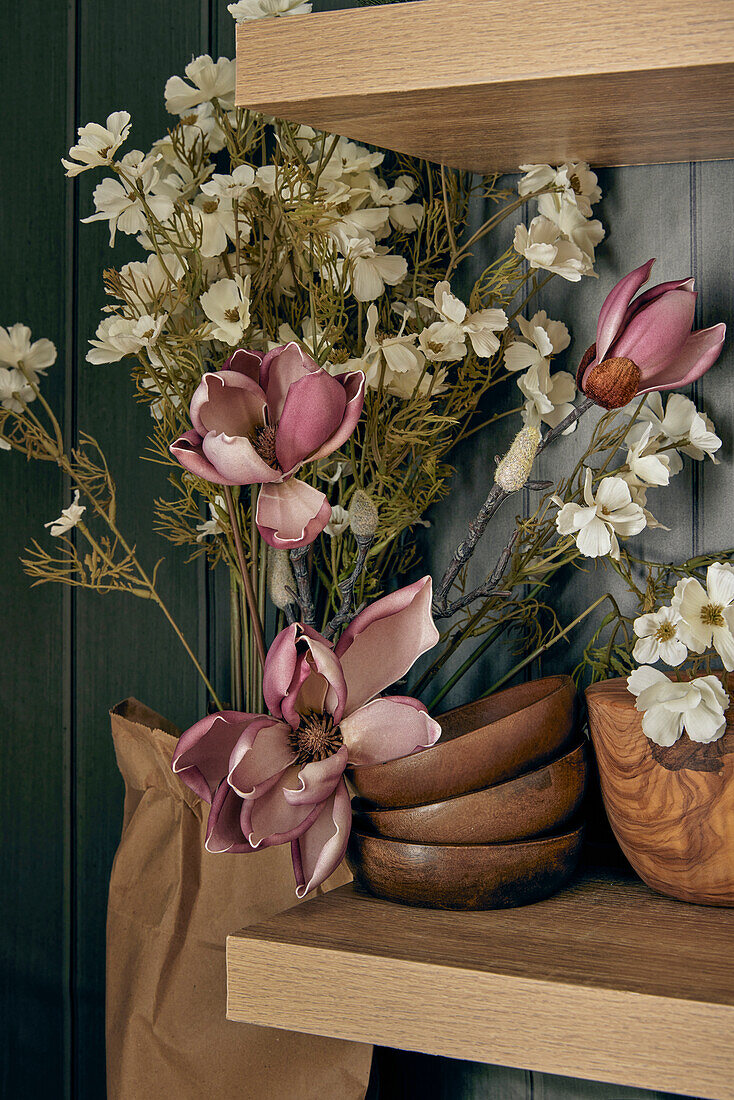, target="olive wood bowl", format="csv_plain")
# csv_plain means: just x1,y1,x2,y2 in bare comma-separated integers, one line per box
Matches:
346,674,576,809
352,739,588,845
346,822,585,910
